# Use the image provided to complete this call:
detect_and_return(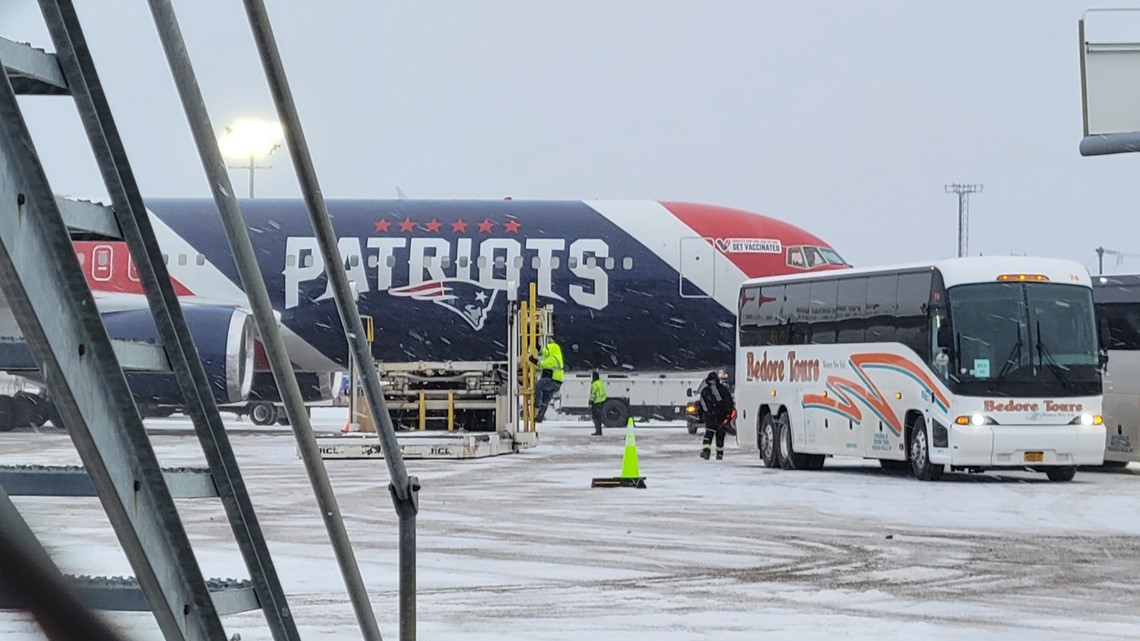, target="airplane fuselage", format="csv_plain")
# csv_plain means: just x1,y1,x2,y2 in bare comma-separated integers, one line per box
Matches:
80,198,848,374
